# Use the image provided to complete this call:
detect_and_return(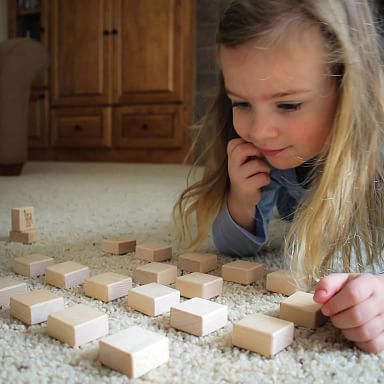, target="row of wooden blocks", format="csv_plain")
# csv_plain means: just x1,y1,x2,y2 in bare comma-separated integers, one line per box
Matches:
9,206,40,244
9,251,307,299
